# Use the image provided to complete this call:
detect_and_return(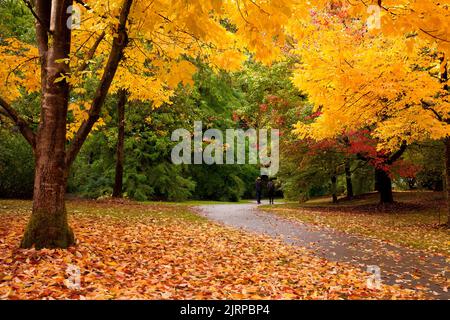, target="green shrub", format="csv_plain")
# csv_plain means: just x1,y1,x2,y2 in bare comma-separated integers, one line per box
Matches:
0,131,34,198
